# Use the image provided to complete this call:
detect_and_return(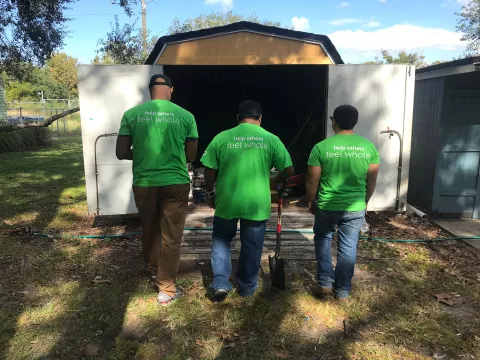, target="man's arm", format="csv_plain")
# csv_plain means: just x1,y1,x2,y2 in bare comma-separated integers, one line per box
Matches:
116,135,133,160
366,163,380,205
204,166,217,209
185,139,198,163
306,165,321,203
273,166,295,184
